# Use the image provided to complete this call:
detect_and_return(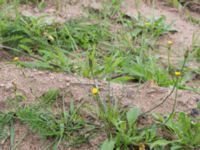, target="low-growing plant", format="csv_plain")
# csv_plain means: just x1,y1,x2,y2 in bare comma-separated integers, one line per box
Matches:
0,89,96,149
165,0,183,9
132,15,175,38
0,15,111,52
187,12,200,27
17,106,61,138
0,0,191,89
91,88,172,150
0,112,14,141
39,89,60,106
195,46,200,61
154,111,200,149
